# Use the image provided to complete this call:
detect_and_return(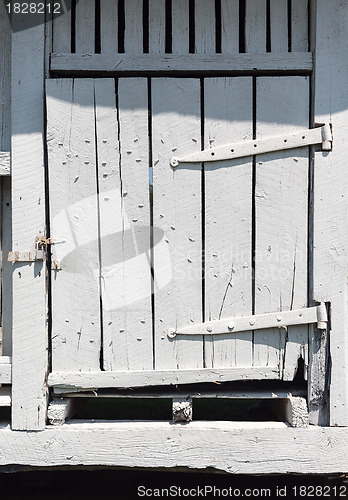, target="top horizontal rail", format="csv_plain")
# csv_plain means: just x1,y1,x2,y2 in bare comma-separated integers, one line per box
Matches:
50,53,313,76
